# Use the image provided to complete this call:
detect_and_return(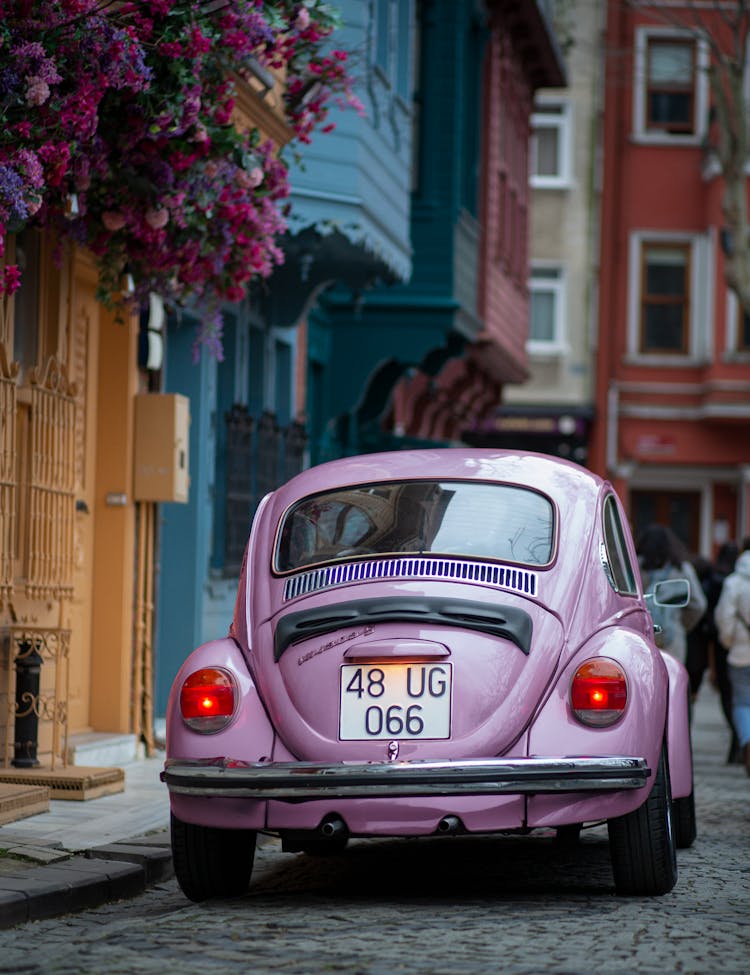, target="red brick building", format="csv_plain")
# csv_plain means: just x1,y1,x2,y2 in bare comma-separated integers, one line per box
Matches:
591,1,750,554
